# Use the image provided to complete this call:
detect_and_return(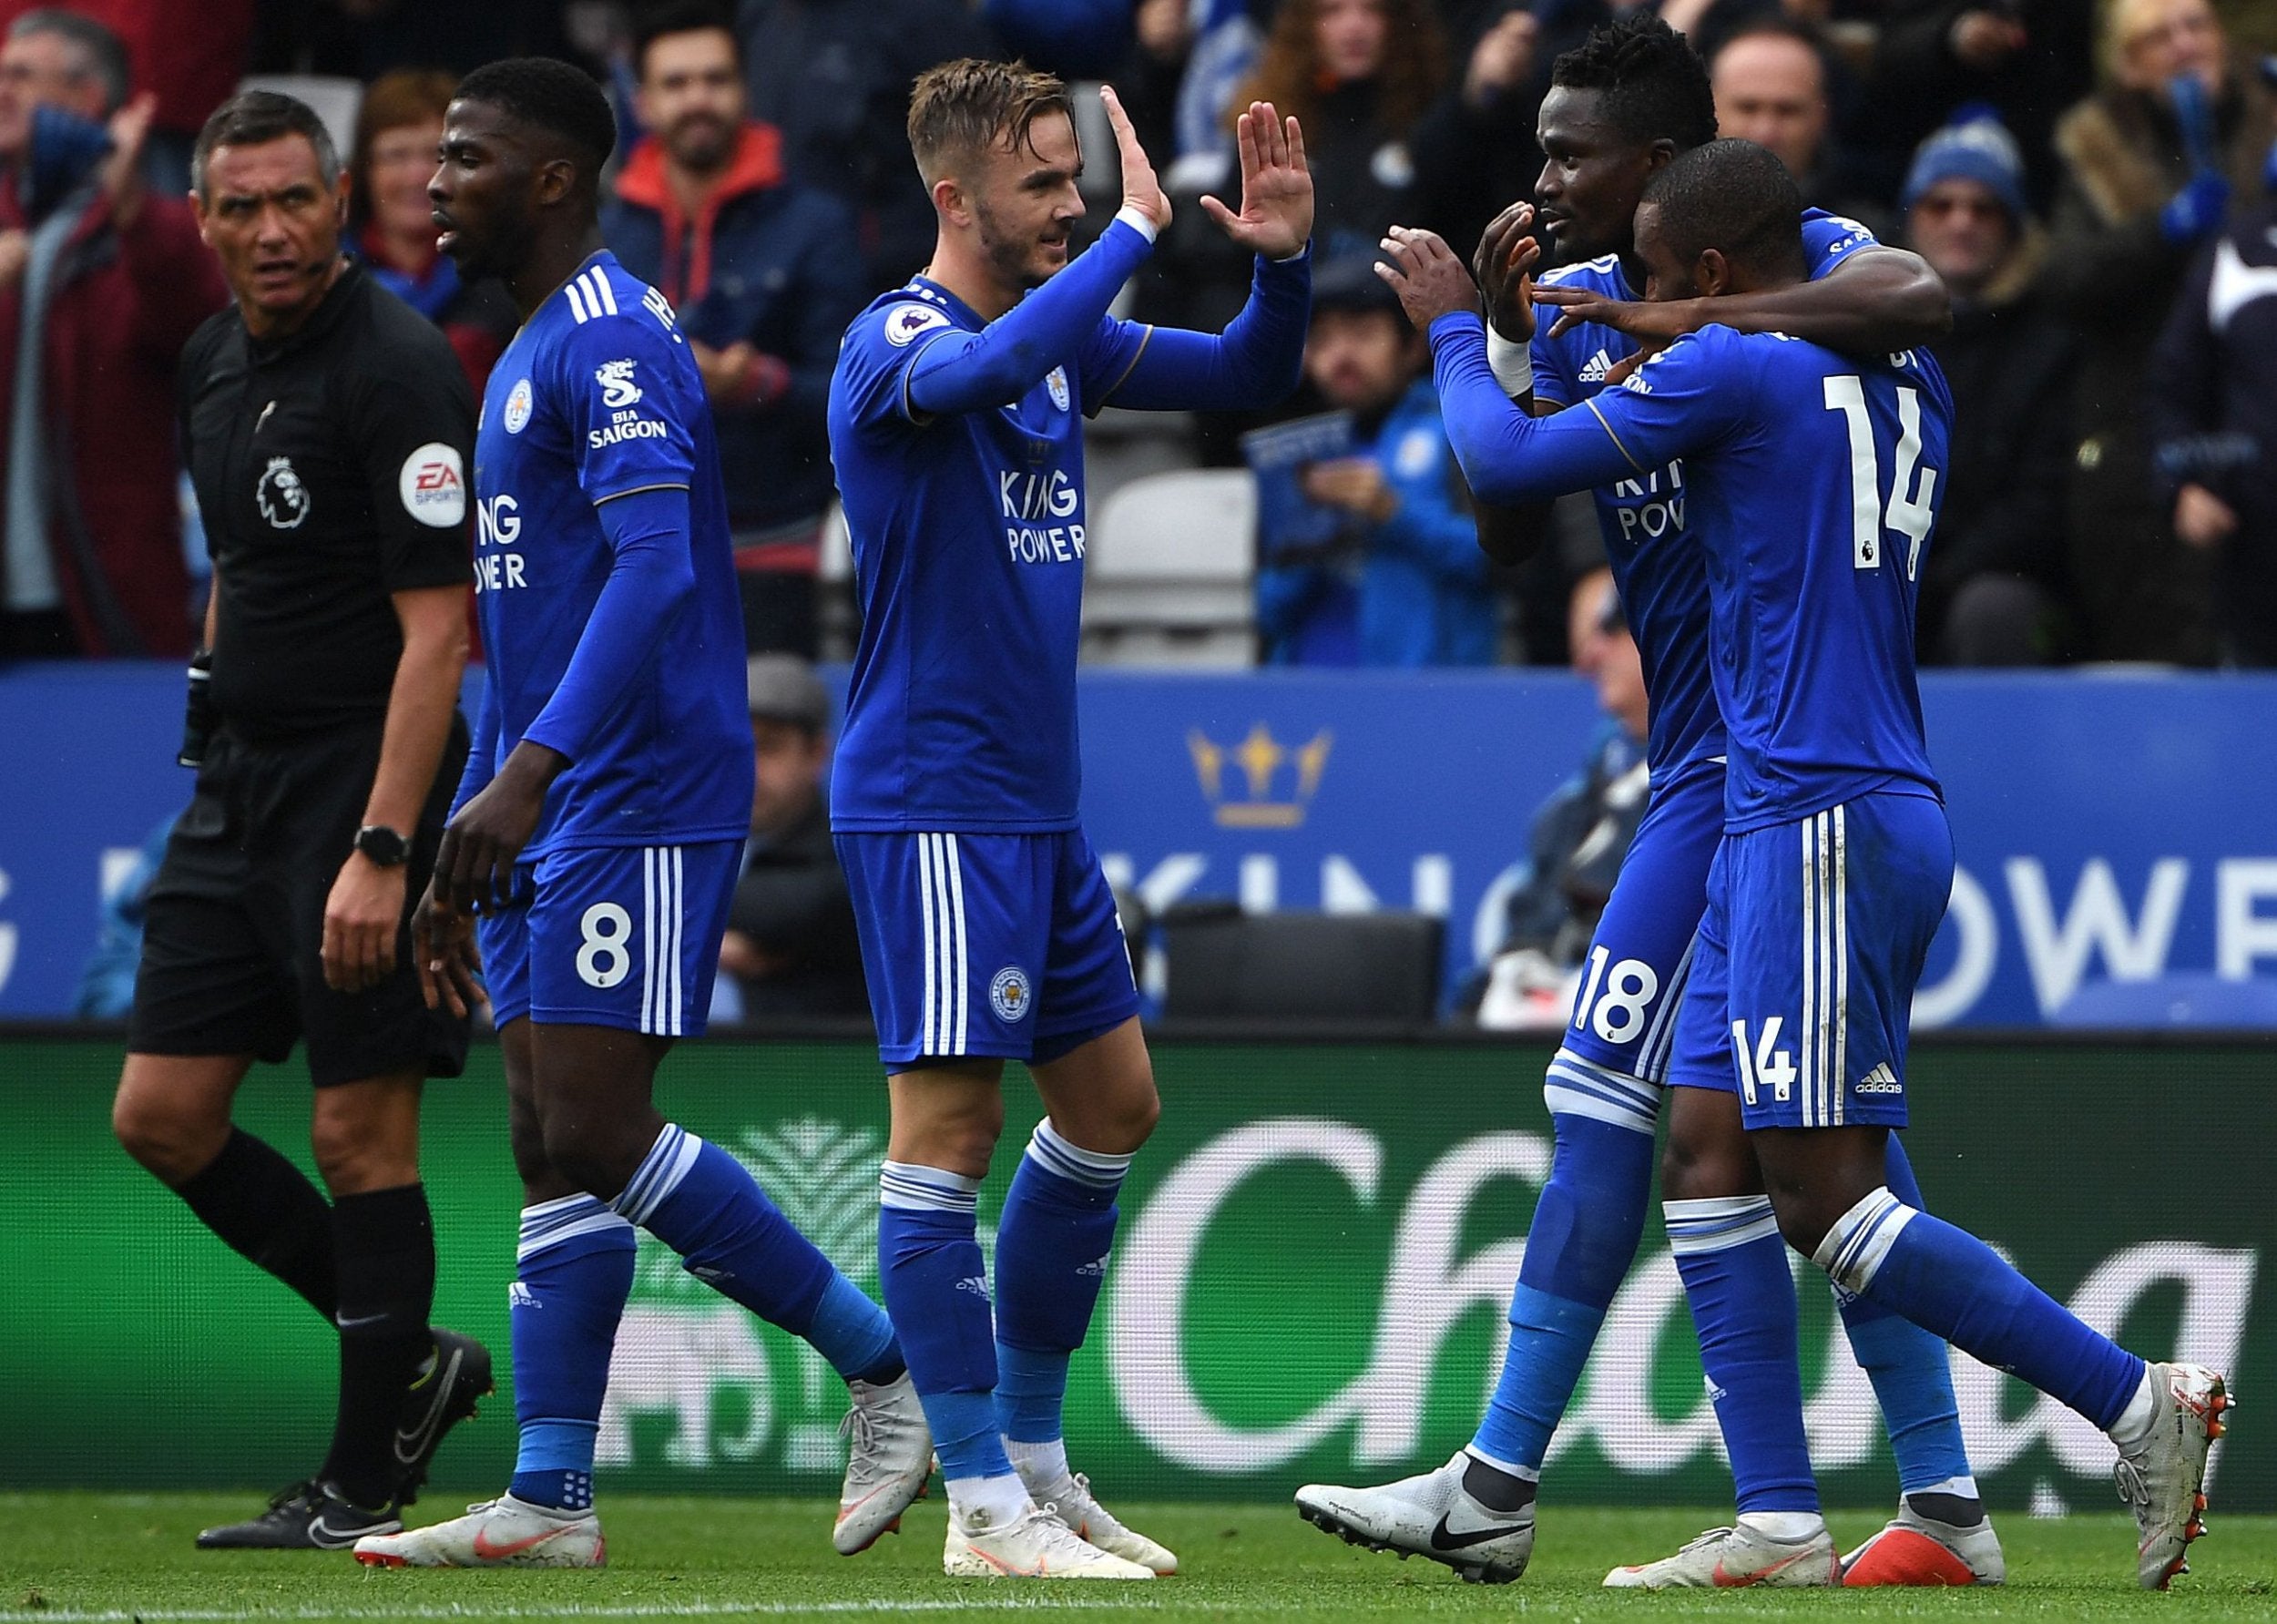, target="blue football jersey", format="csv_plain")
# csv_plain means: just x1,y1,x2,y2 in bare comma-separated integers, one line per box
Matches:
1529,210,1879,780
1575,327,1951,828
828,276,1153,833
469,252,750,853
